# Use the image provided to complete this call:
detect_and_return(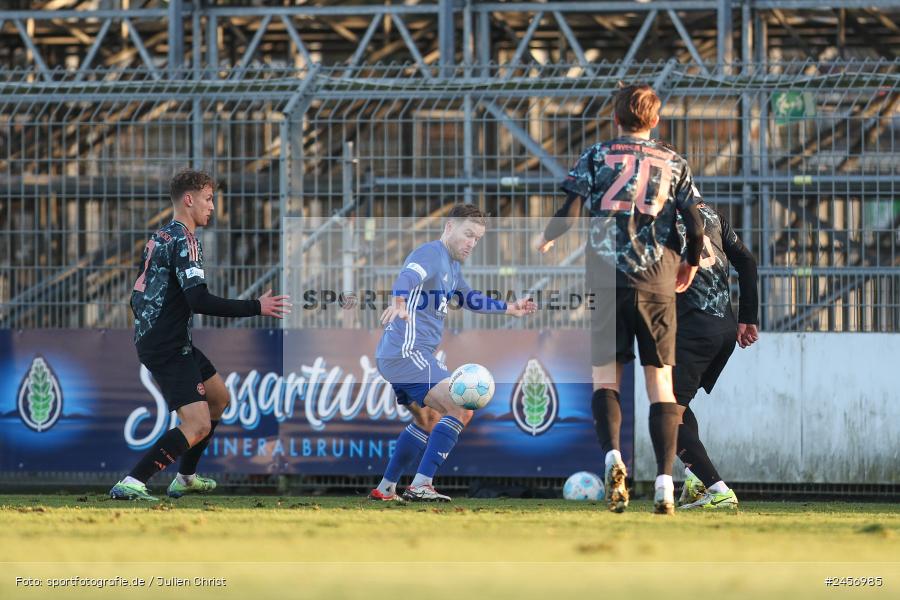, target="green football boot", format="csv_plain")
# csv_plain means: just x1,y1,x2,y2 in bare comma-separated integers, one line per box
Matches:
678,472,707,506
679,488,739,510
109,480,158,502
167,475,217,499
